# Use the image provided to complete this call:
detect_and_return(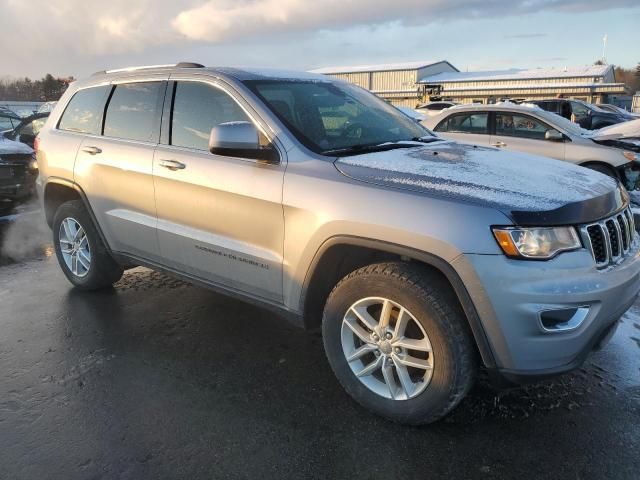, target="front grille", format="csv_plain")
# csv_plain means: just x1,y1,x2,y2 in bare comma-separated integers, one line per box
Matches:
0,164,25,186
581,207,636,268
0,153,32,164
